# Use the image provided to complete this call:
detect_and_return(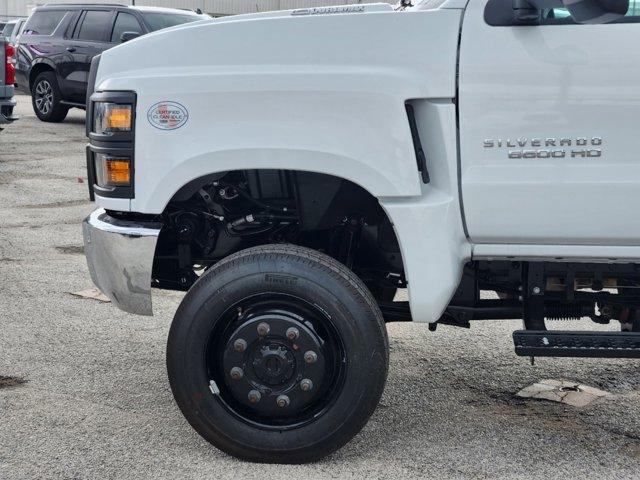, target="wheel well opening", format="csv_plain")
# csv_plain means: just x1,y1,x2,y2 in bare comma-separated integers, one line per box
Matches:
29,64,54,91
151,169,406,303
